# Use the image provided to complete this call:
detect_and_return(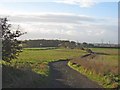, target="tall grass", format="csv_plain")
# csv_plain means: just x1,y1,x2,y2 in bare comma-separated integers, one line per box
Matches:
69,48,119,88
